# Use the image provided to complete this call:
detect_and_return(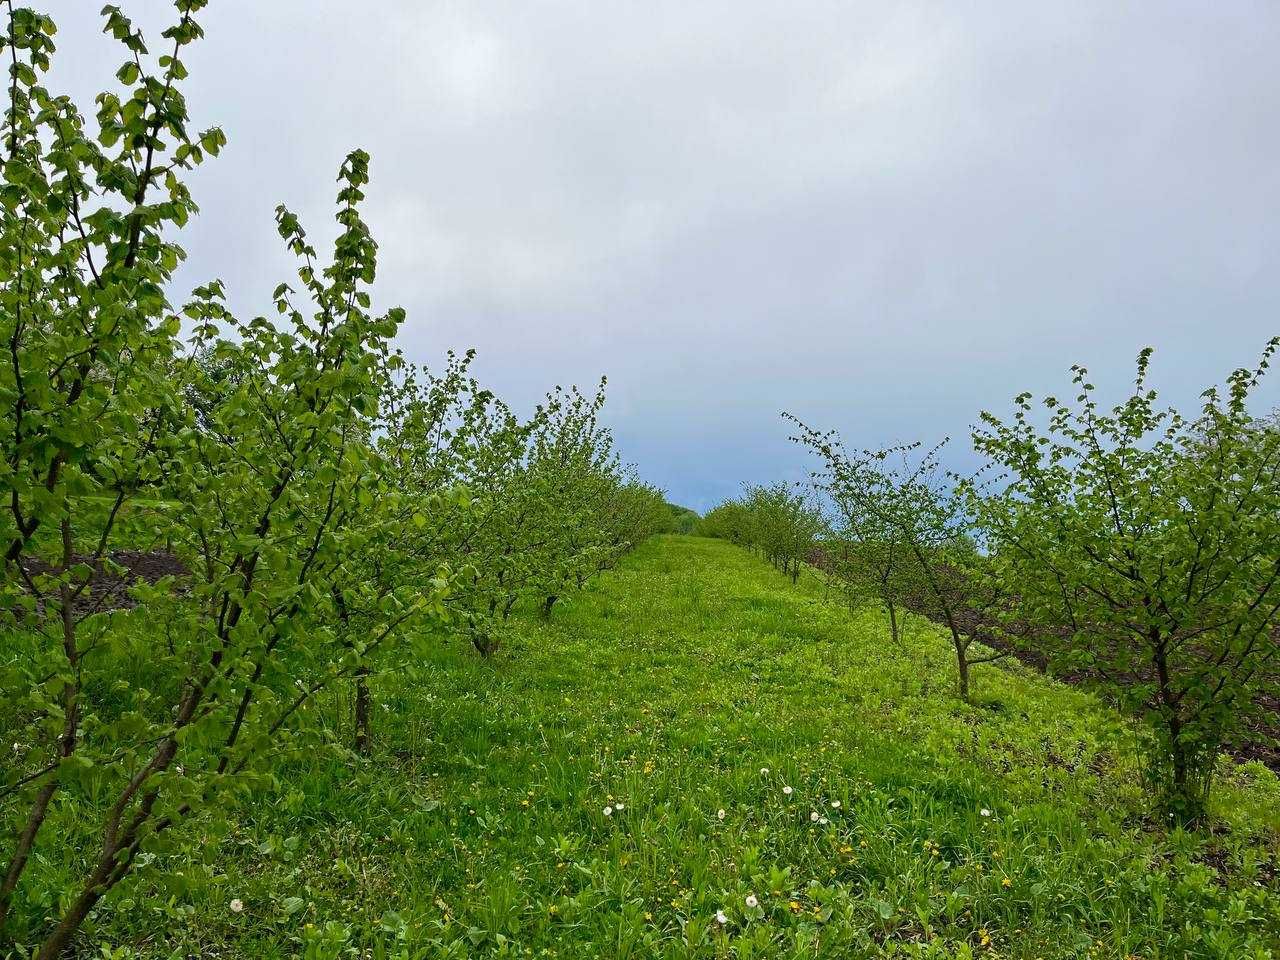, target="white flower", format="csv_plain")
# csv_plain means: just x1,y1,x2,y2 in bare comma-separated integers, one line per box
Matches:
615,803,625,811
979,808,991,818
810,811,820,822
715,909,729,924
819,816,829,825
717,808,726,821
229,898,244,914
603,806,613,816
830,800,841,809
760,767,770,775
745,894,759,908
782,786,793,796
